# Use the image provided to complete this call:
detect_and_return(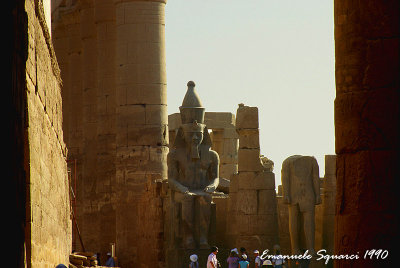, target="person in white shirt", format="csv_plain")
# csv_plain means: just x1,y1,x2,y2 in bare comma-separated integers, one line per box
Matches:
272,250,285,268
207,246,219,268
254,250,262,268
